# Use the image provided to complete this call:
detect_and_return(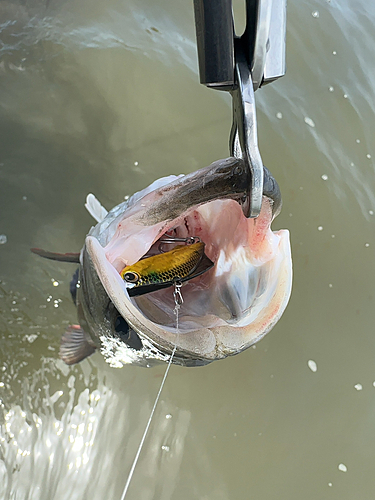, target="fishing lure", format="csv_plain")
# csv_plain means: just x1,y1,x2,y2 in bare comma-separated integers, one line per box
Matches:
121,241,214,297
